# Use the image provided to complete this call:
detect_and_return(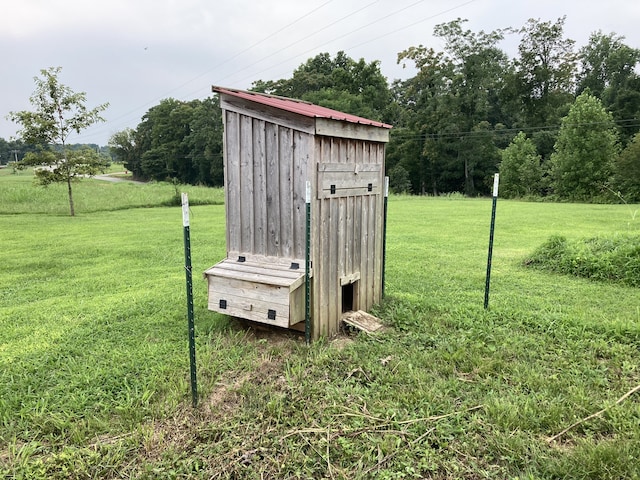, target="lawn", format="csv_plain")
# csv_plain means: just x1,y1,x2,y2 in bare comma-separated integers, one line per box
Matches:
1,172,639,479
